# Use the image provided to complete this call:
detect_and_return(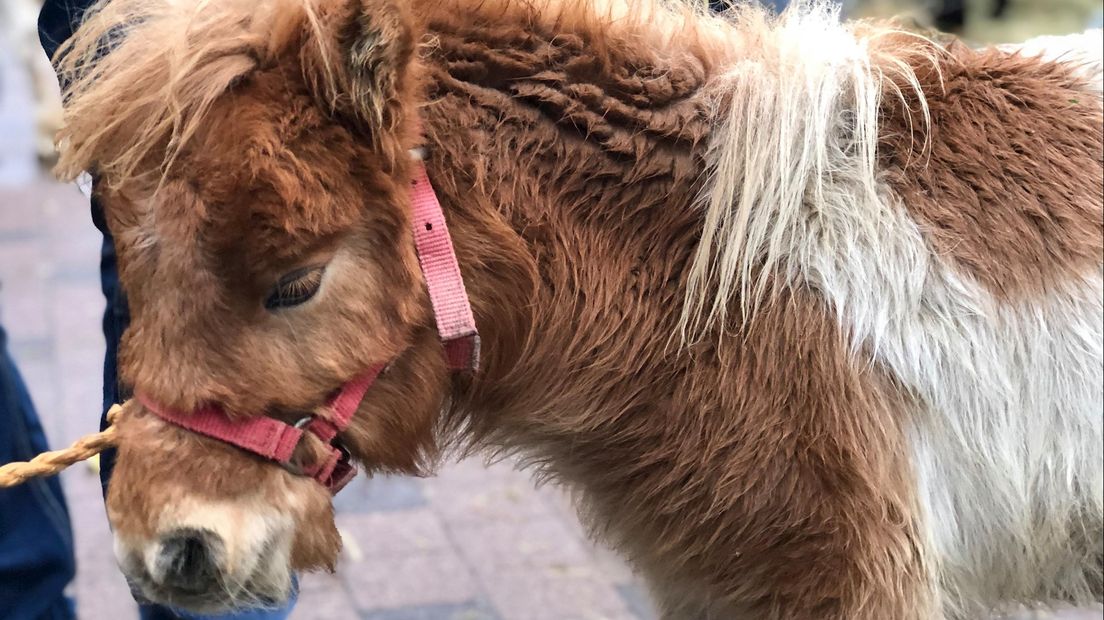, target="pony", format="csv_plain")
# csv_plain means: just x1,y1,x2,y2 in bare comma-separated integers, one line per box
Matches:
52,0,1103,617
